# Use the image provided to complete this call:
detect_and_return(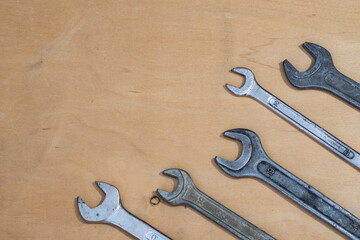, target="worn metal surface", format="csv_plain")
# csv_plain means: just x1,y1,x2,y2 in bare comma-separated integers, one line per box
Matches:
157,168,275,240
215,129,360,240
77,182,171,240
226,67,360,170
283,42,360,109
